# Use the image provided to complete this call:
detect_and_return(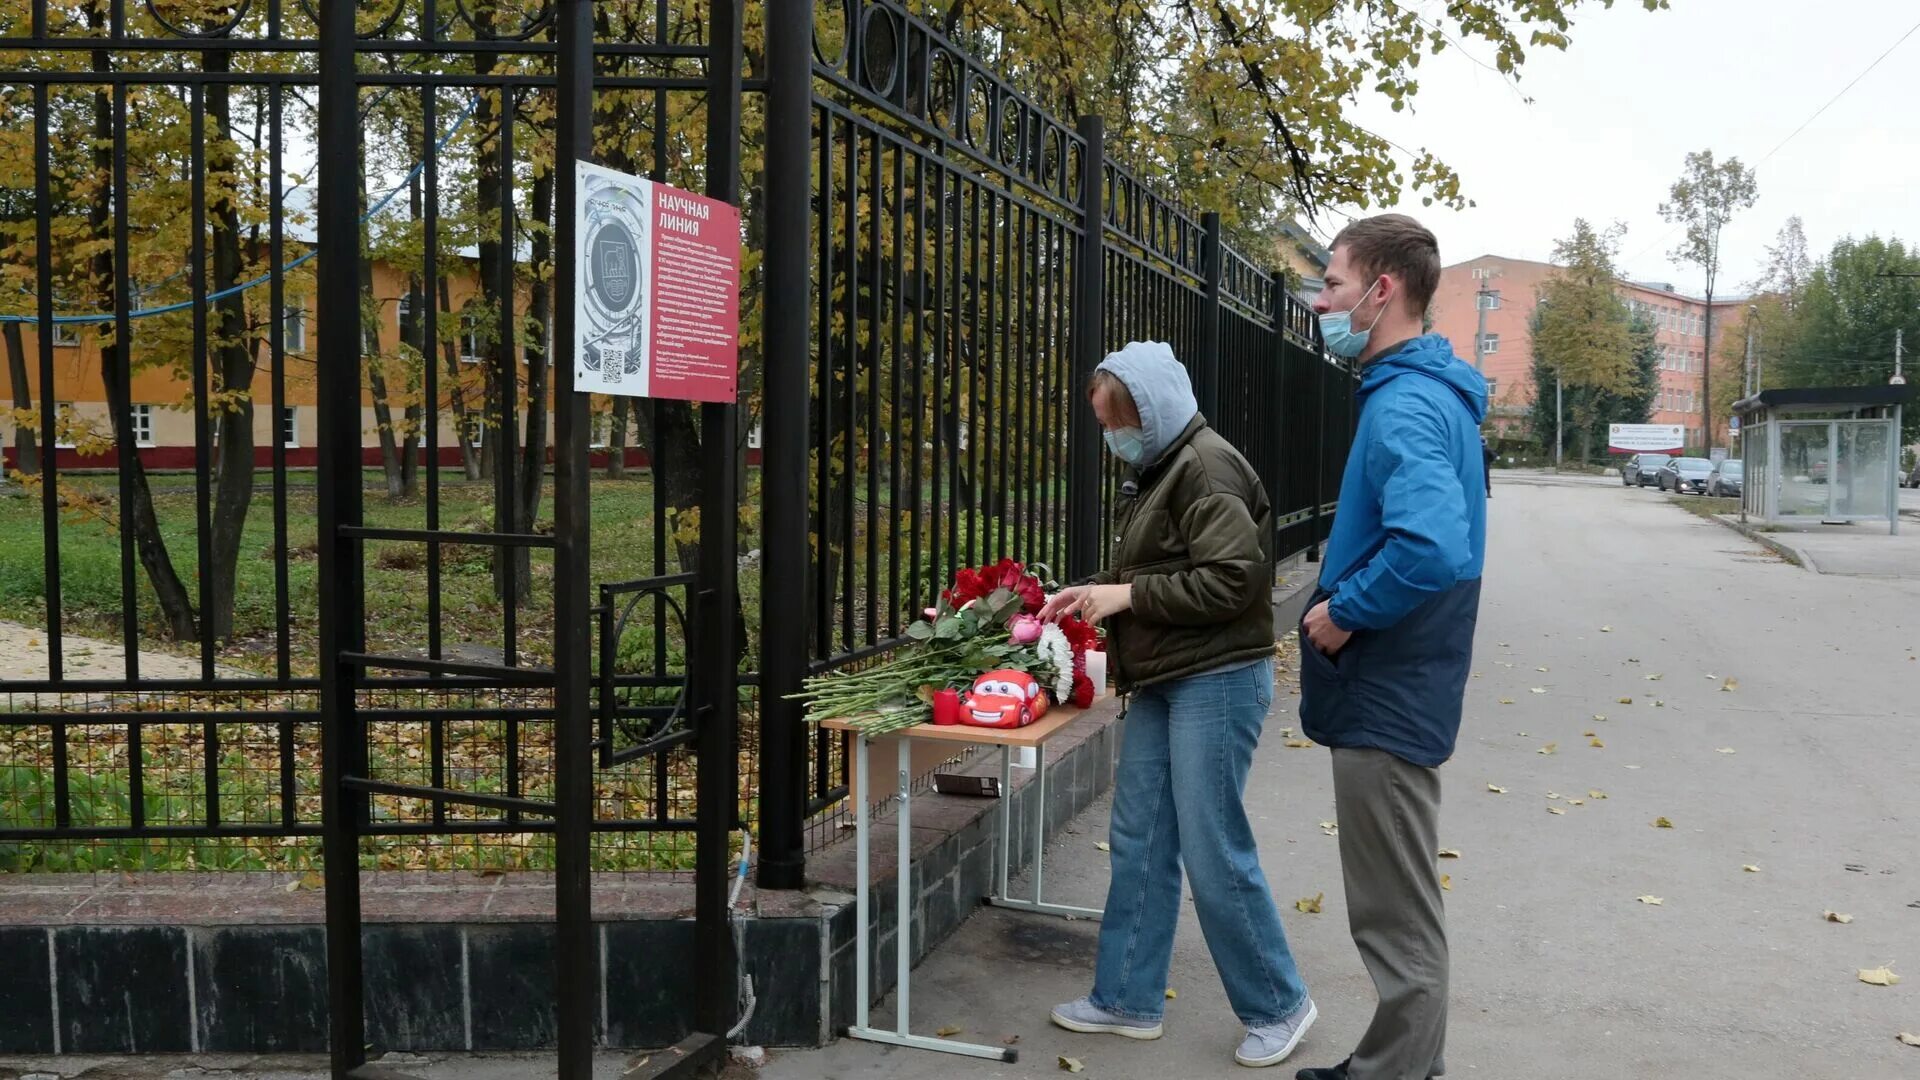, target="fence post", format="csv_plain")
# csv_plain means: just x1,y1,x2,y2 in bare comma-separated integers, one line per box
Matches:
755,0,812,890
1307,357,1326,562
1264,284,1287,554
551,0,596,1072
315,0,368,1071
1198,211,1223,422
1066,115,1105,583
